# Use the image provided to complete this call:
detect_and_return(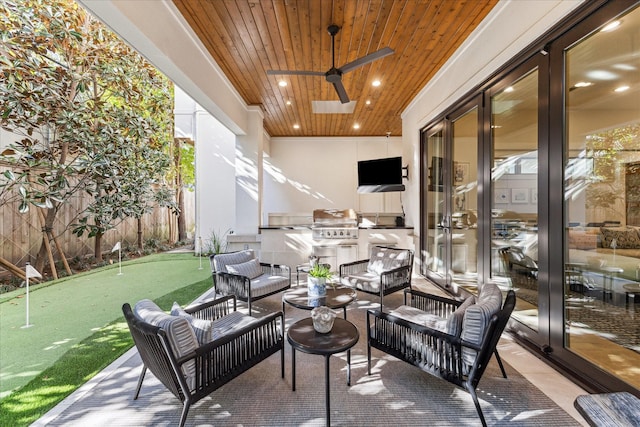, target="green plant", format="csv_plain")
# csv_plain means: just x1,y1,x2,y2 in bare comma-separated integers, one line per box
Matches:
202,229,229,255
308,263,332,279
